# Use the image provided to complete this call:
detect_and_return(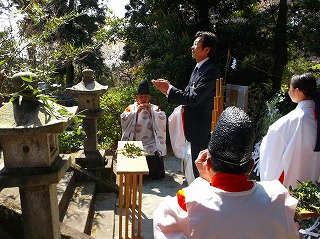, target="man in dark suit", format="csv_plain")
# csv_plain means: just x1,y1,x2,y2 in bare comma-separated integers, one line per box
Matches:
152,31,220,178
